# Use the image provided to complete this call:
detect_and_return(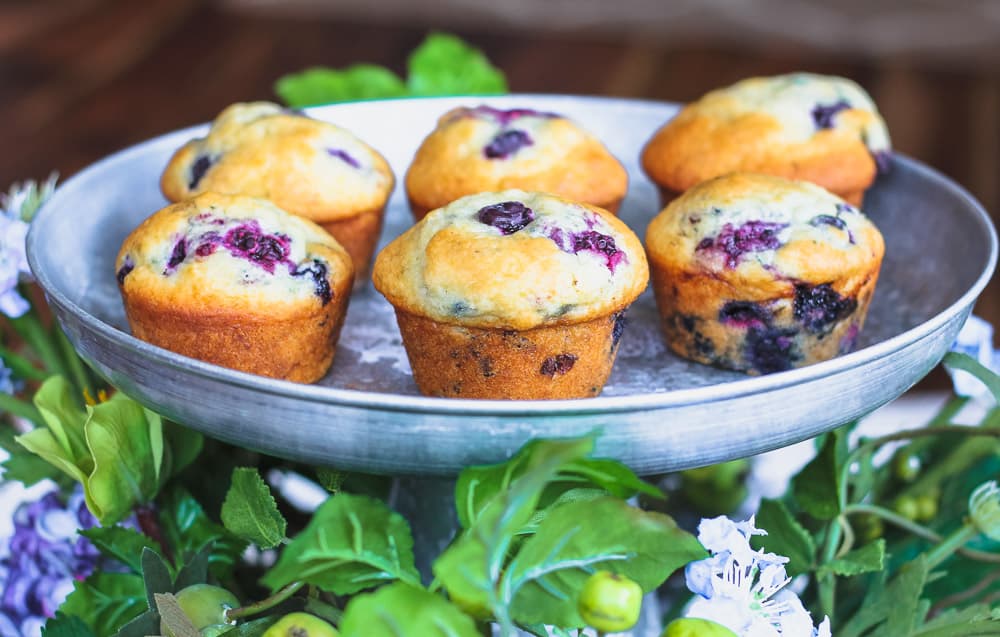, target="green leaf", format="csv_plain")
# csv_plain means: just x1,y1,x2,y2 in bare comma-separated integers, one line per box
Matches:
42,613,96,637
407,32,507,96
916,605,1000,636
520,488,608,536
261,492,419,595
275,65,407,107
792,428,845,520
221,467,287,548
340,582,480,637
83,394,160,523
752,499,816,576
159,487,247,579
455,437,649,530
33,376,91,470
61,572,147,637
839,555,928,637
817,539,885,578
159,418,203,488
943,351,1000,403
155,593,201,637
80,526,159,574
435,437,596,627
174,542,213,590
113,610,160,637
315,467,345,493
141,547,174,609
0,424,69,486
215,616,281,637
505,497,705,627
